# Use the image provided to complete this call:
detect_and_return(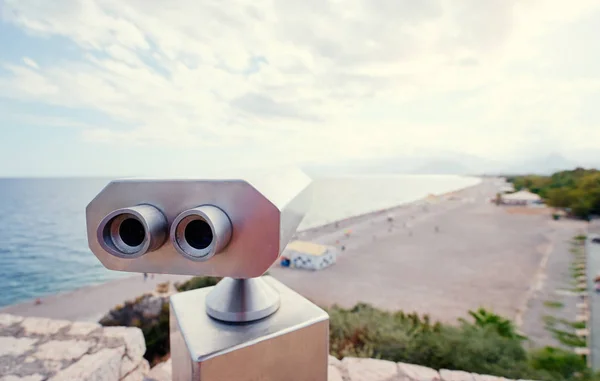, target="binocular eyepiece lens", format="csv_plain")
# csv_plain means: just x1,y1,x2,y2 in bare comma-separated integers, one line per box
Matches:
119,217,146,247
97,204,231,261
171,205,232,261
97,205,168,258
184,219,214,250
